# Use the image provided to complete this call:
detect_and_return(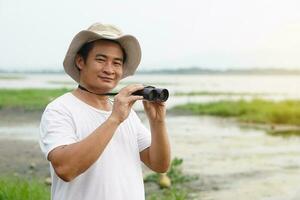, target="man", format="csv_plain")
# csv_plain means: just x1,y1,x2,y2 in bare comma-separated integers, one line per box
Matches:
39,23,170,200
